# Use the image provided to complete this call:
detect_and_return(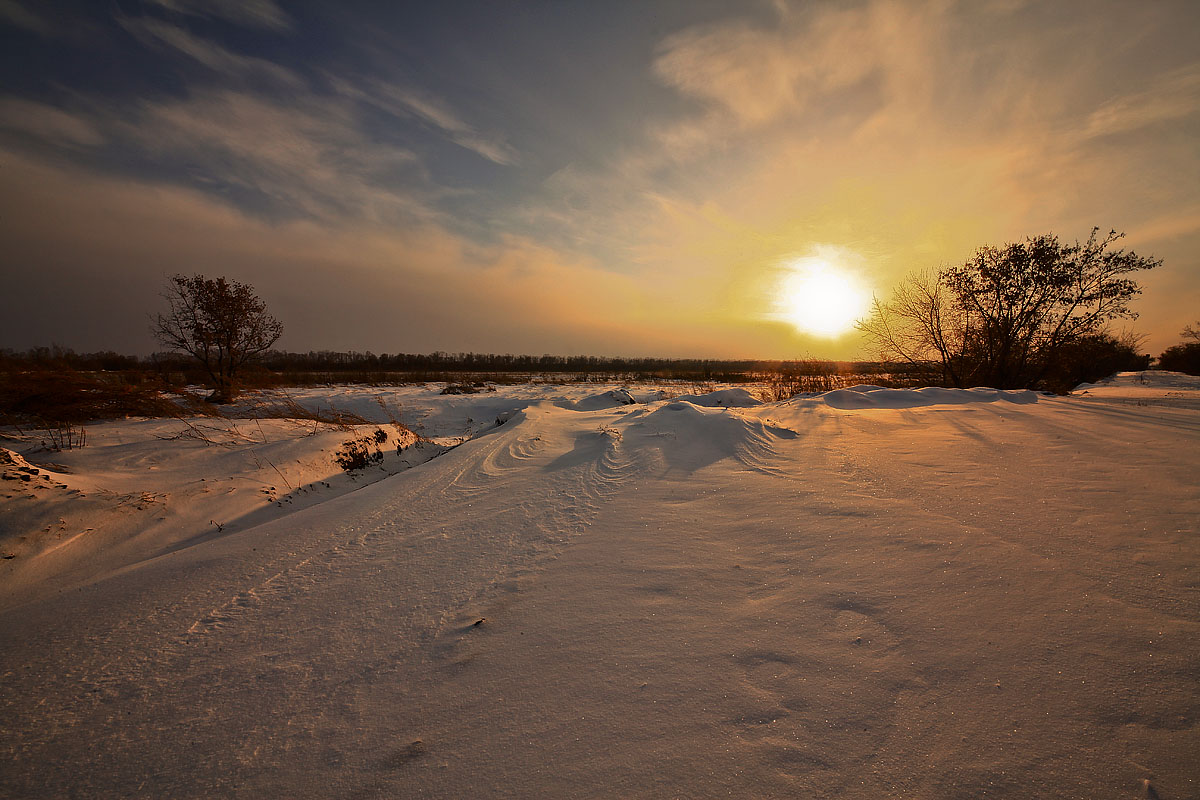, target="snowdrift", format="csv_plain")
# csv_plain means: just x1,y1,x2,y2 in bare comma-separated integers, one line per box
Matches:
818,385,1039,409
557,387,638,410
1,372,1197,799
1072,370,1200,409
670,387,762,407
